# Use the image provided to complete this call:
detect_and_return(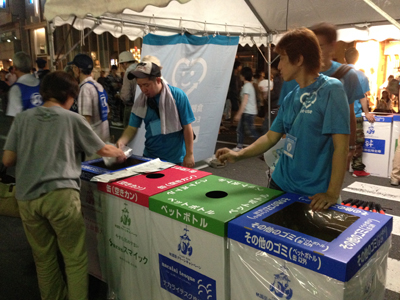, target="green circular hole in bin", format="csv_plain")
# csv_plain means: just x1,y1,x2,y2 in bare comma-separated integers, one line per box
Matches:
205,191,228,198
146,173,165,179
